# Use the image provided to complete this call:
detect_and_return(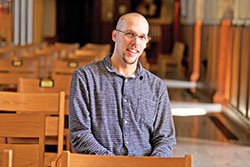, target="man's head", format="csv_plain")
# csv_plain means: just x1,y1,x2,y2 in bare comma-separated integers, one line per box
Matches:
112,13,150,66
